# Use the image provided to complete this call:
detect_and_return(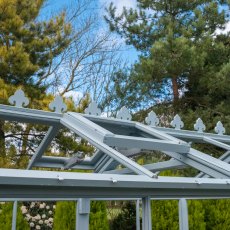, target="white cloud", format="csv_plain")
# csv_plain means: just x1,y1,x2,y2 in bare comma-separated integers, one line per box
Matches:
100,0,137,15
56,86,83,104
215,21,230,35
64,91,83,104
